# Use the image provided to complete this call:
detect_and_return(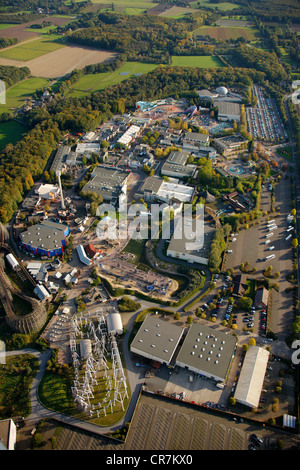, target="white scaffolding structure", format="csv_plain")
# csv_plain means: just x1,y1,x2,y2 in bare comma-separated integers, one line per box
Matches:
69,306,128,417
